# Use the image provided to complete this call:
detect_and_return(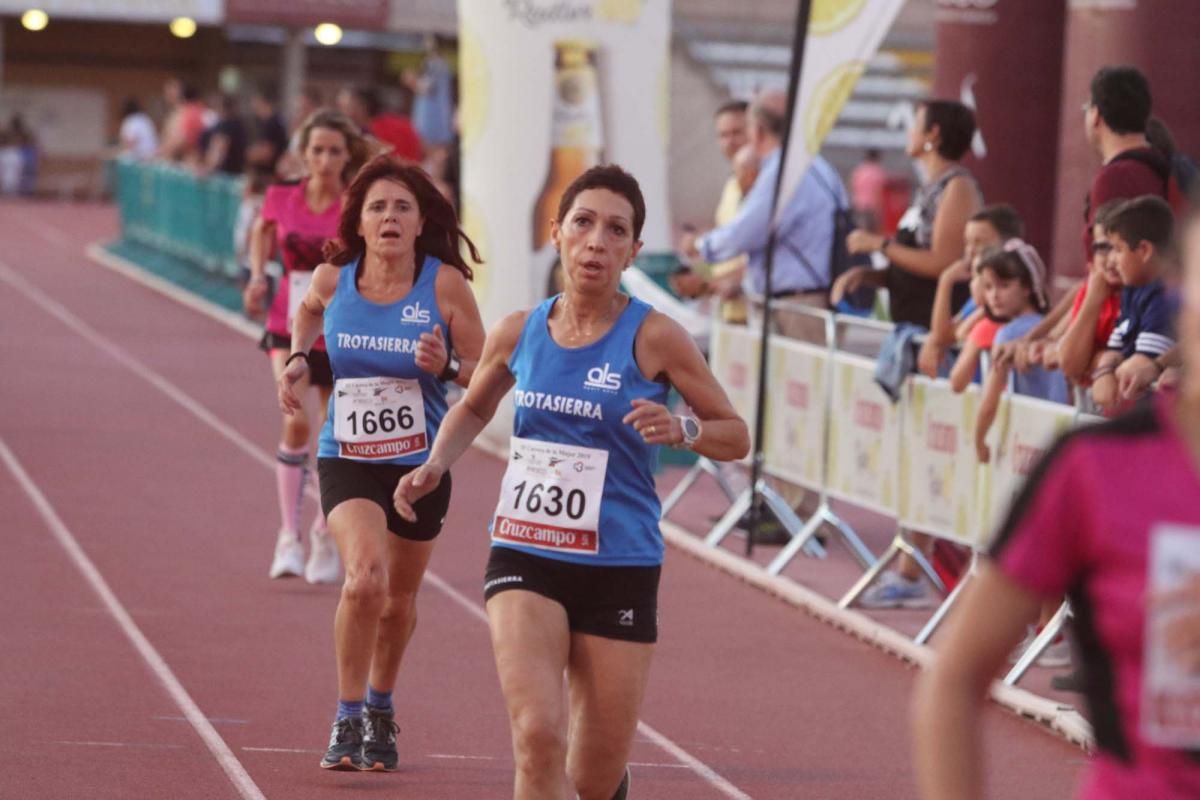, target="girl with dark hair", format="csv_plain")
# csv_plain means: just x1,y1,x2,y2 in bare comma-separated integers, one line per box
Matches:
394,164,749,799
973,240,1070,464
278,154,486,772
246,109,369,586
